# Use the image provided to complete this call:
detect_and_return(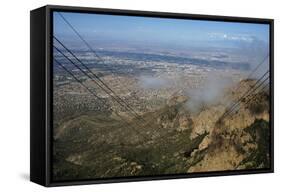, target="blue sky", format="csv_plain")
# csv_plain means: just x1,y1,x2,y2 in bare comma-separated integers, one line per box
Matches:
53,11,269,49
